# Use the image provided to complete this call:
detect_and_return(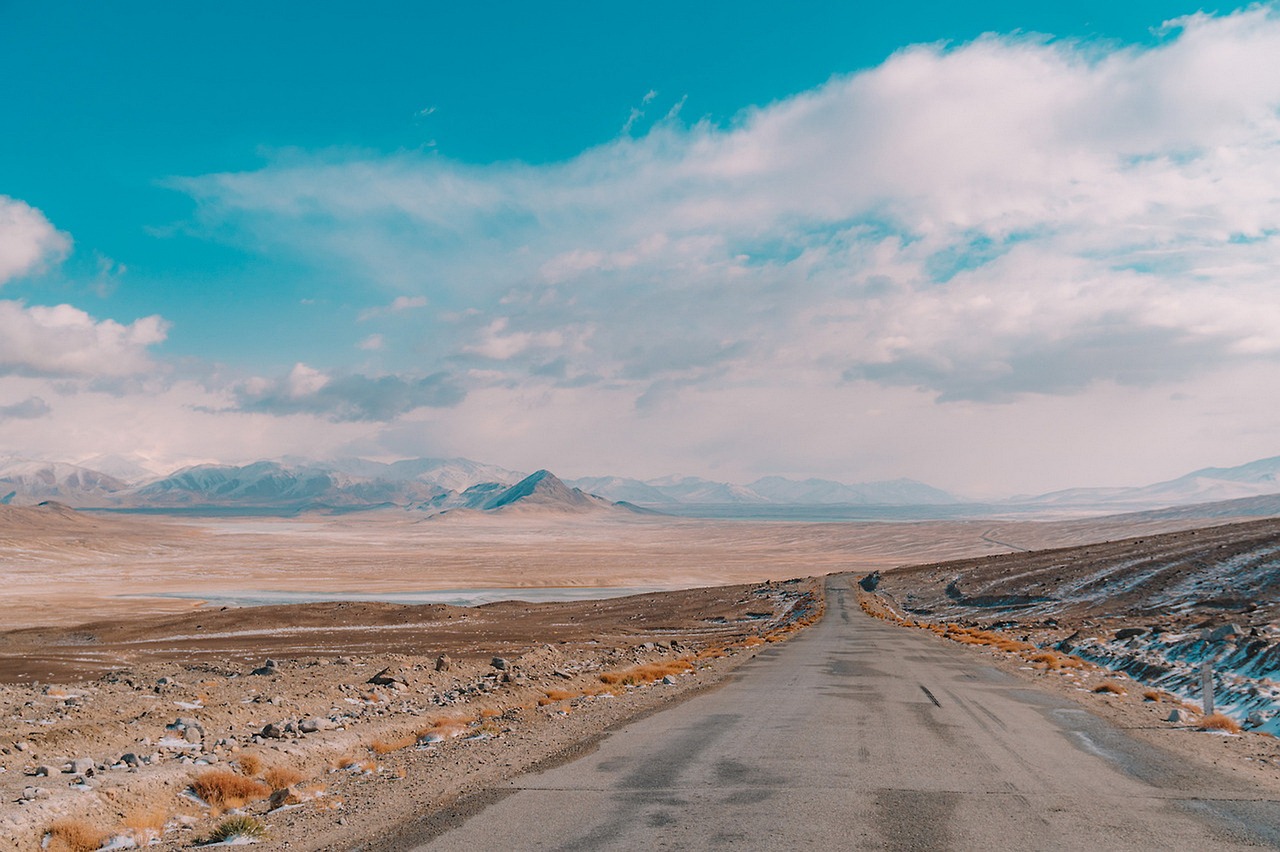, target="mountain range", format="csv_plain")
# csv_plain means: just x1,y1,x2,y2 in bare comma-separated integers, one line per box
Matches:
0,453,1278,515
